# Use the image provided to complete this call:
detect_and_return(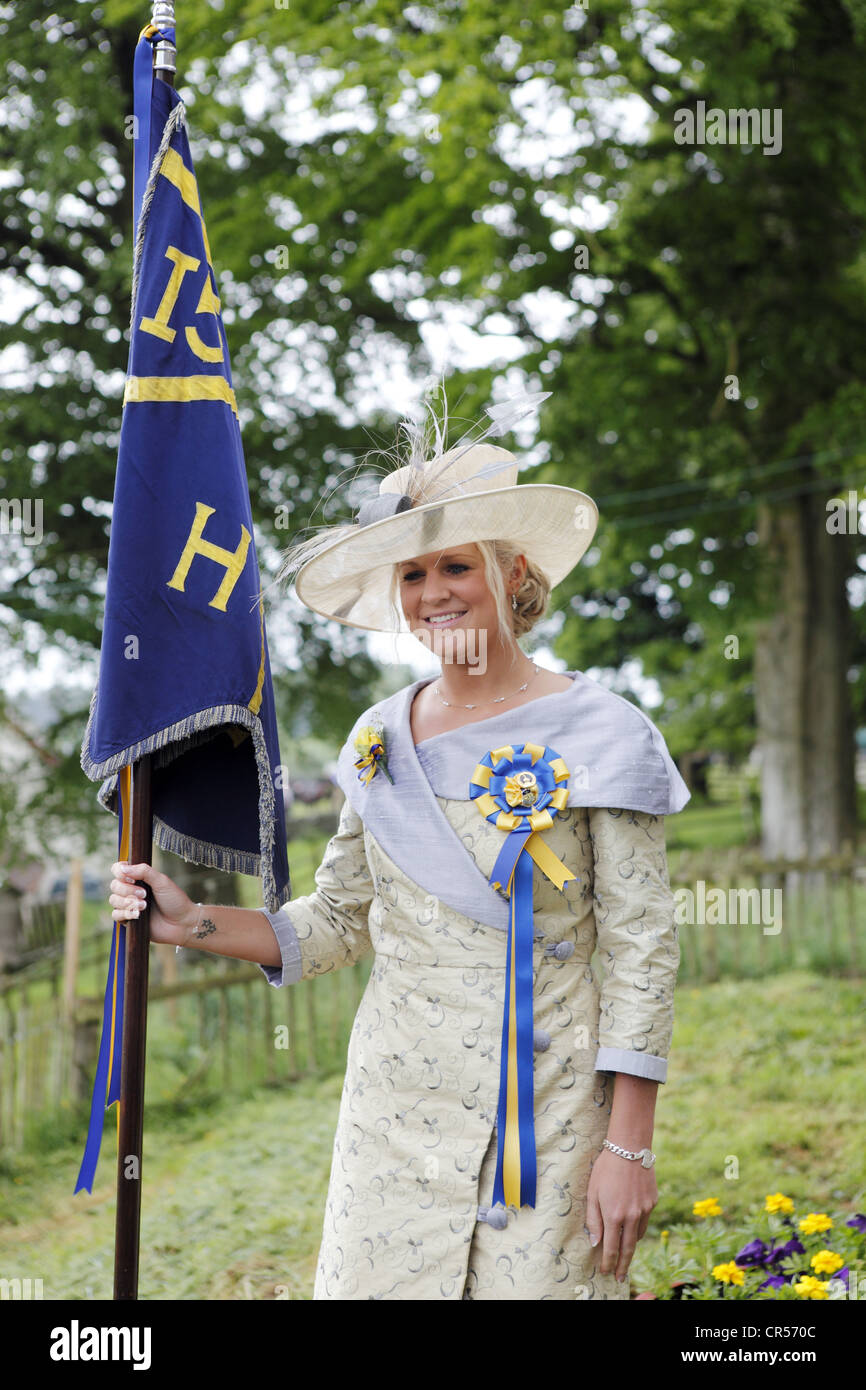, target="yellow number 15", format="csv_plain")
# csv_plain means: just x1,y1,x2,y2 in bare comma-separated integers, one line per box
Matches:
140,245,224,364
